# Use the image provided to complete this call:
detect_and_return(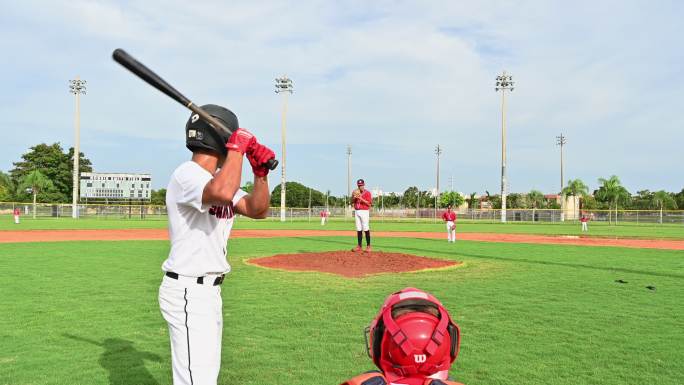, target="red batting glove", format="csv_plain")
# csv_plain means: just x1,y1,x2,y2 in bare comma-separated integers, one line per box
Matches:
247,143,276,177
225,128,256,154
